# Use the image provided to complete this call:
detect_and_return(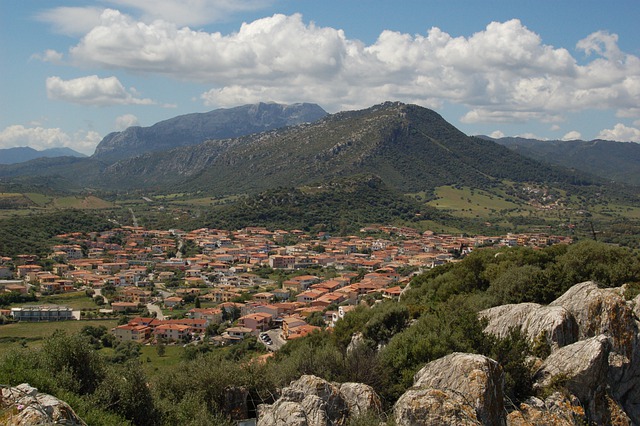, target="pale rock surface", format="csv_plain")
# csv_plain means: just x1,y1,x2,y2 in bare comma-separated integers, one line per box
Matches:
550,281,640,424
1,383,87,426
338,382,381,418
506,392,587,426
259,375,380,426
480,303,578,349
394,388,481,426
533,335,610,423
409,353,506,426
